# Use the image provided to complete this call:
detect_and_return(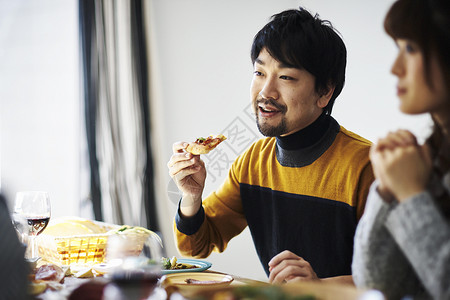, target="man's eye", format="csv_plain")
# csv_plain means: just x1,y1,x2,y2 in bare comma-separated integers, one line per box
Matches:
254,71,263,76
280,75,294,80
